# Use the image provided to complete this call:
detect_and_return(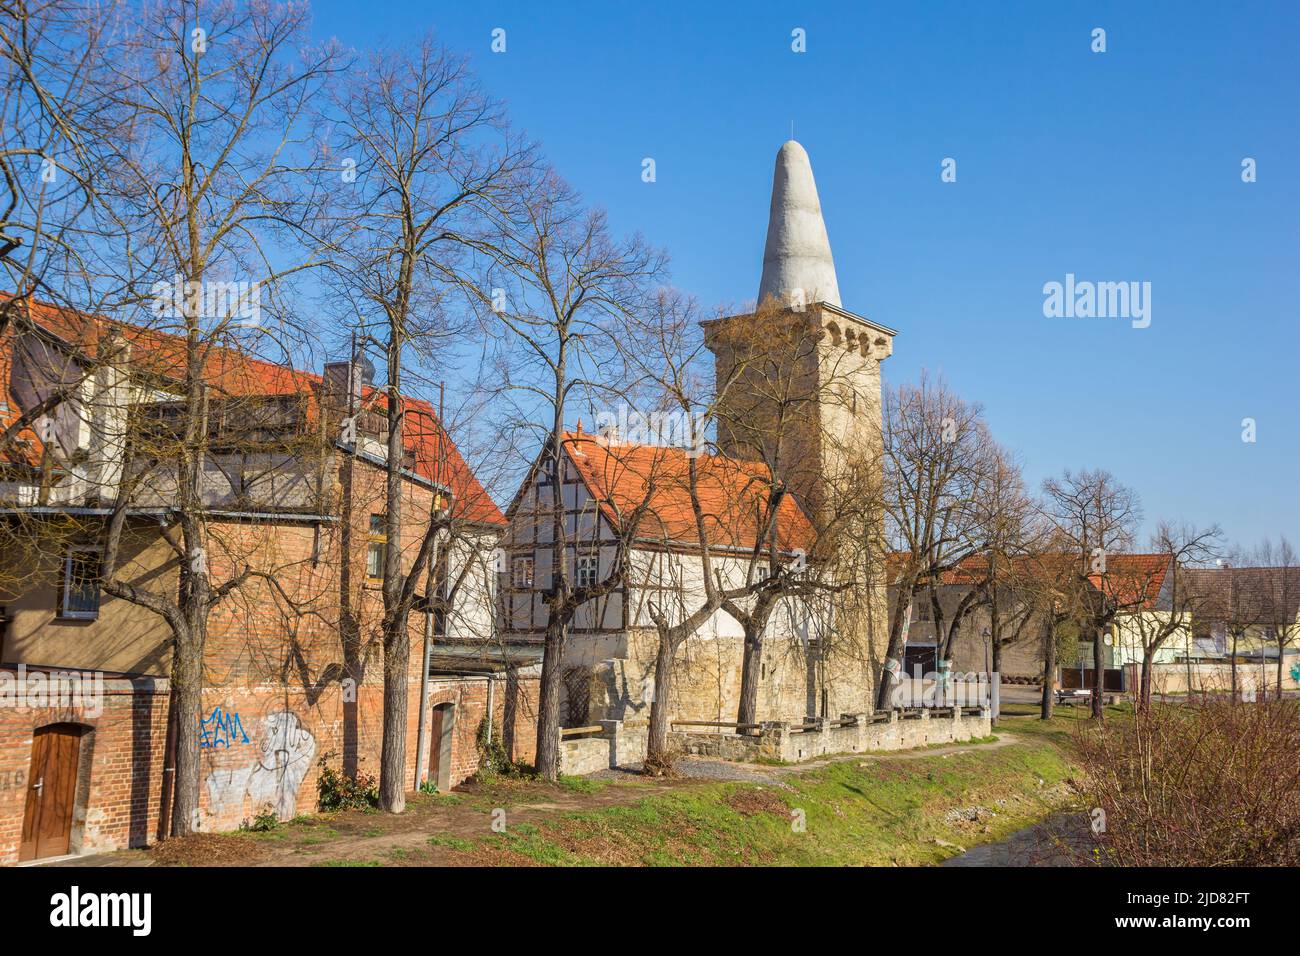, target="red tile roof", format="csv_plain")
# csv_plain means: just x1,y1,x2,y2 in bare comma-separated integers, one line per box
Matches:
1088,553,1170,609
892,550,1172,610
559,431,814,554
1183,566,1300,623
1,294,505,527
